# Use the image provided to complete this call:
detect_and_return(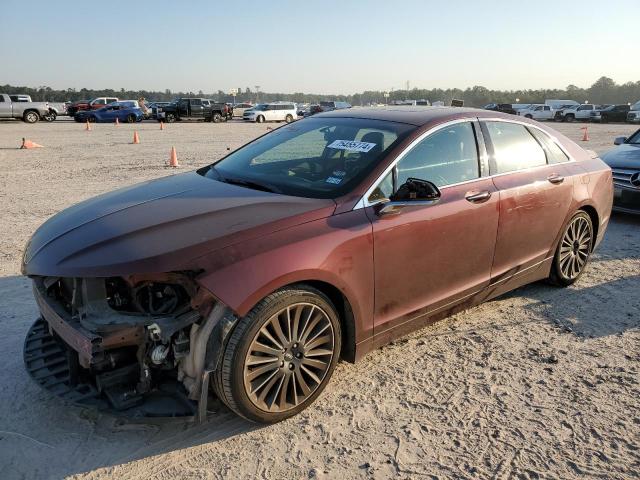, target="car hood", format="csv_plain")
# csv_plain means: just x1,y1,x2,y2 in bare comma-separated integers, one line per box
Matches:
601,144,640,169
22,171,336,277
